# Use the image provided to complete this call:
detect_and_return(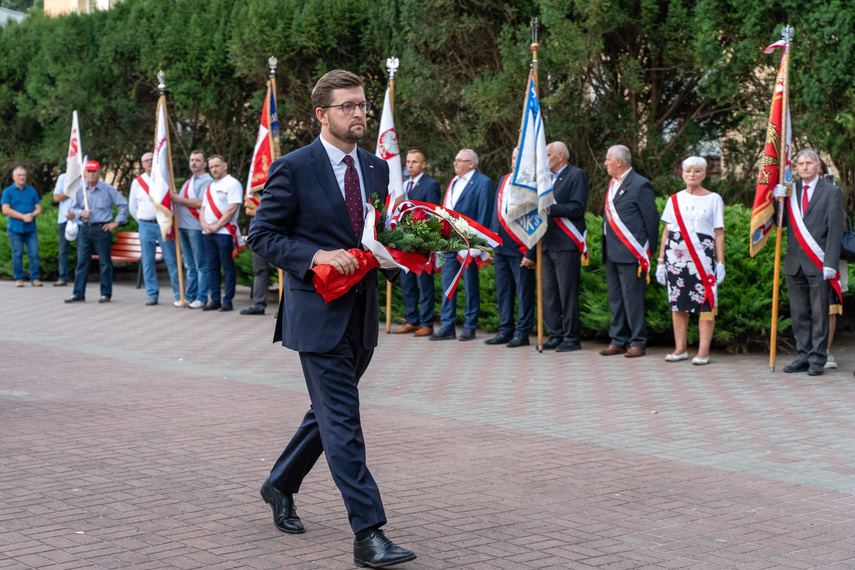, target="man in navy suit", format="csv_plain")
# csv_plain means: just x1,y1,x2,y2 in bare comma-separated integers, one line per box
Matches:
430,149,494,341
486,147,536,347
521,141,589,352
247,70,416,568
600,145,660,358
391,149,441,337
